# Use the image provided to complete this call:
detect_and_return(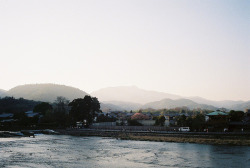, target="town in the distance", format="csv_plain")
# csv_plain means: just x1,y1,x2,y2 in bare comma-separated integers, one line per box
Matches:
0,83,249,135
